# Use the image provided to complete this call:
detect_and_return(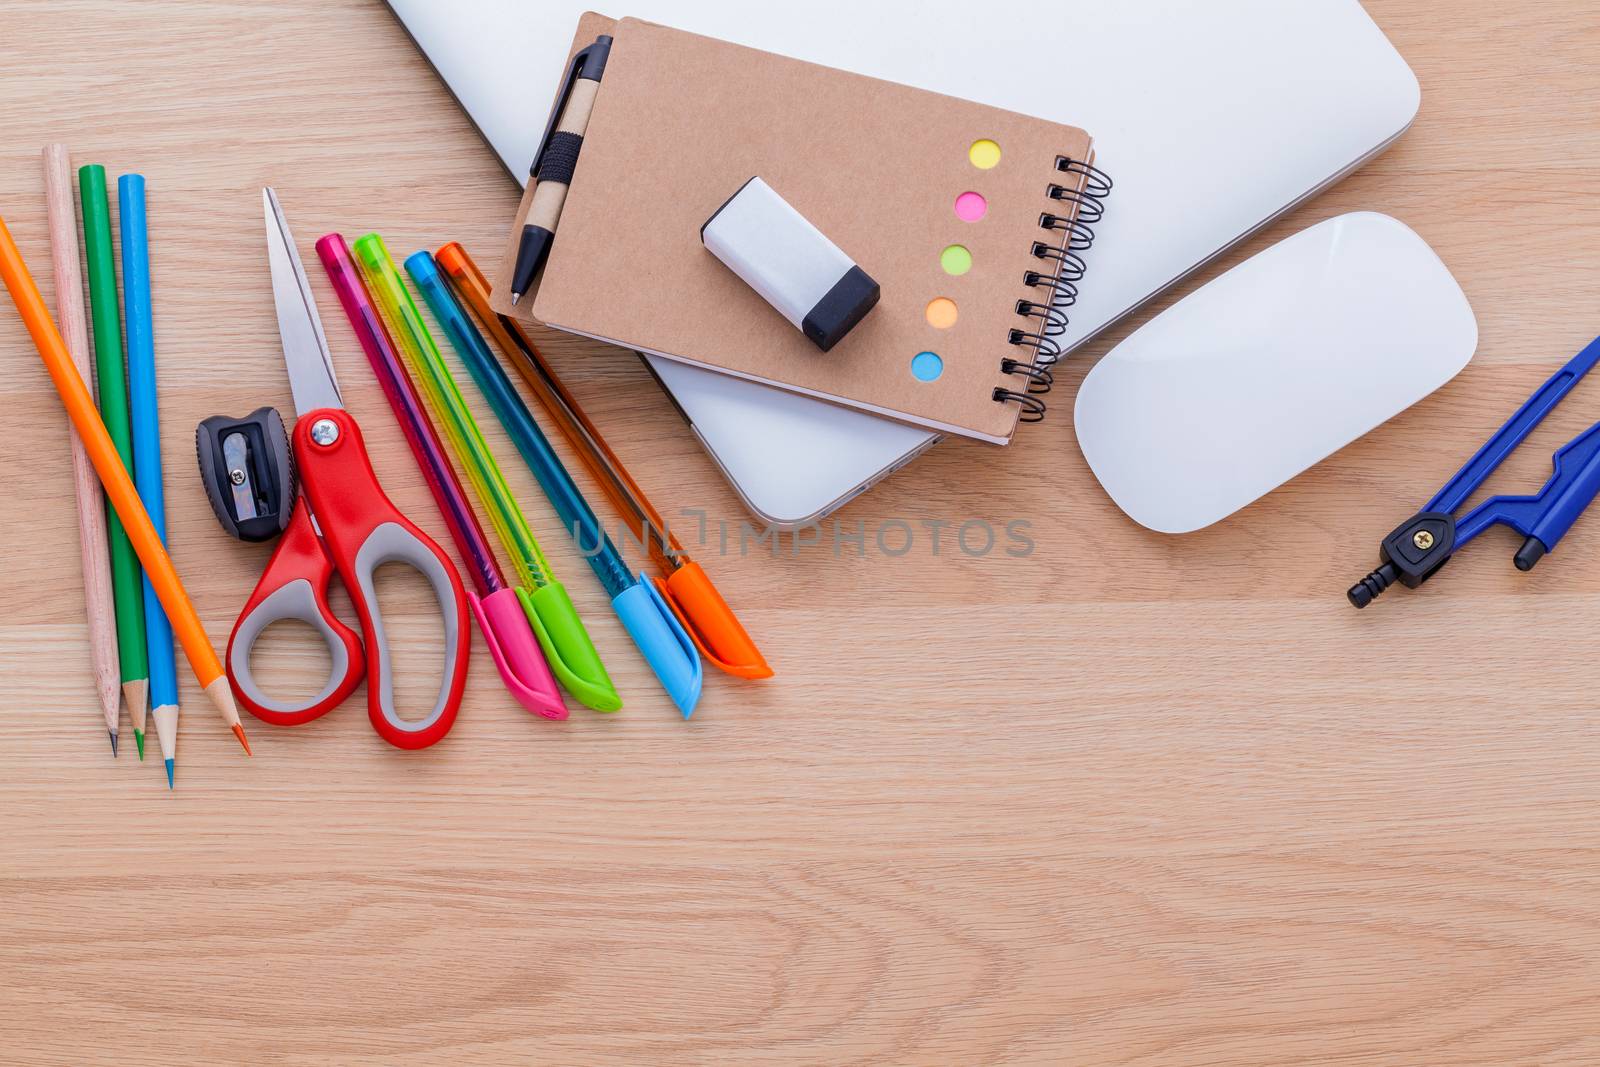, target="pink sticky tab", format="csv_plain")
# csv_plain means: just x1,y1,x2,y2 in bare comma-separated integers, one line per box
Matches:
954,191,988,222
